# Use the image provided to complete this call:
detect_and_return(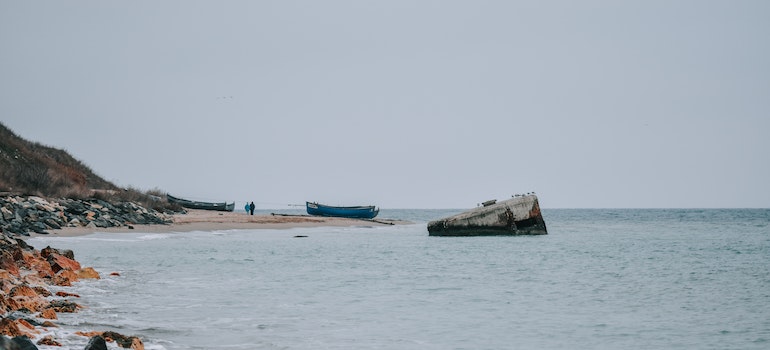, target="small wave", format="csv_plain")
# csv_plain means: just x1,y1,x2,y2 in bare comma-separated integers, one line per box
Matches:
137,233,174,241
